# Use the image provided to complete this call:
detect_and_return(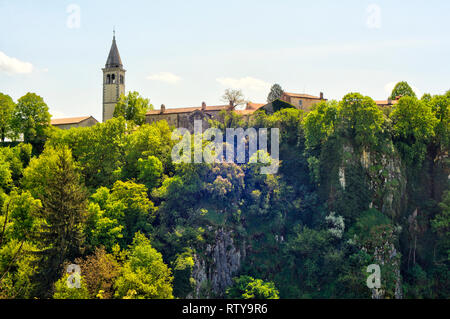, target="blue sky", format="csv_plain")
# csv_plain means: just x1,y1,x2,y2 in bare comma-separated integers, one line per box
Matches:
1,0,449,120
